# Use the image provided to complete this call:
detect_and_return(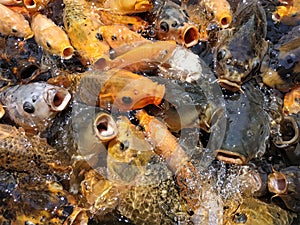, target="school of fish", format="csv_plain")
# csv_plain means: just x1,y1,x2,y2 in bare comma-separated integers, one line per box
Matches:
0,0,300,224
